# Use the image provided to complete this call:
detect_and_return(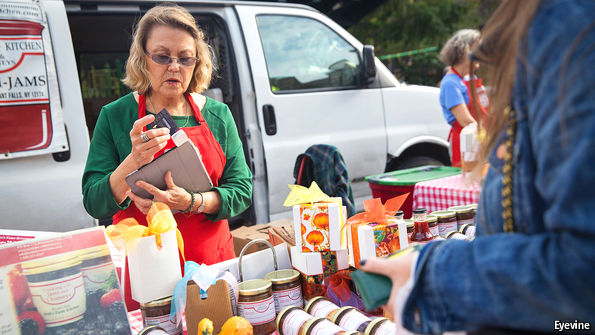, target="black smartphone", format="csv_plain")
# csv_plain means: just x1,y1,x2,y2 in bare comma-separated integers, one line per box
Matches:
148,108,179,134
